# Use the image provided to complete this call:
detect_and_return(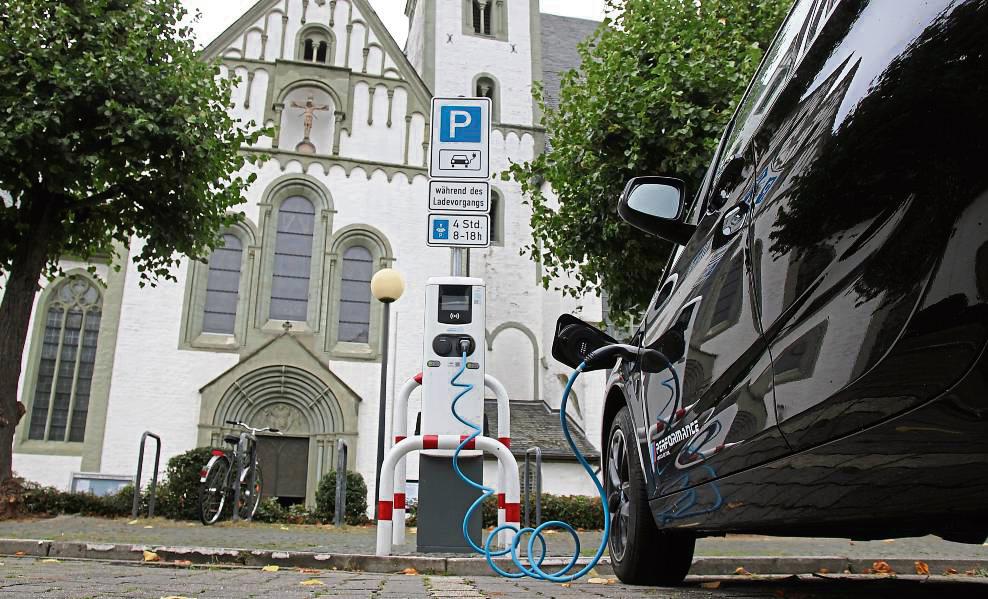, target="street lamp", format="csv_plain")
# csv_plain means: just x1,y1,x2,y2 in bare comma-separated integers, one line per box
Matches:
371,268,405,518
